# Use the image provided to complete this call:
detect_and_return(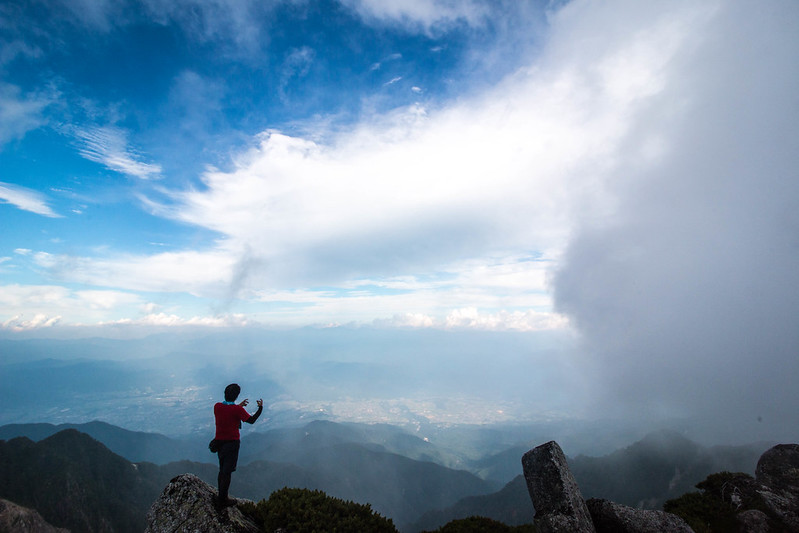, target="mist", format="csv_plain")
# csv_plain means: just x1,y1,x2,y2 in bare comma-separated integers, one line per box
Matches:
552,0,799,443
